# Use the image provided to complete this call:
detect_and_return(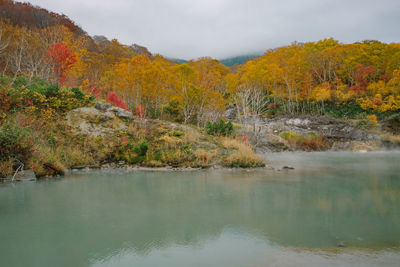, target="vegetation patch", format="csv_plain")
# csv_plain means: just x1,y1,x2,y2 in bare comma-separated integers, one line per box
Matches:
382,114,400,134
206,120,234,136
354,114,378,130
279,131,327,151
224,144,265,168
0,123,33,164
381,134,400,147
221,137,265,168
